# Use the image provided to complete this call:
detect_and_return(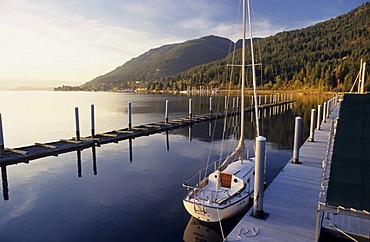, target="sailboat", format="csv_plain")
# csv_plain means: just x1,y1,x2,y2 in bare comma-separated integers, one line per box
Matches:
182,0,261,222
